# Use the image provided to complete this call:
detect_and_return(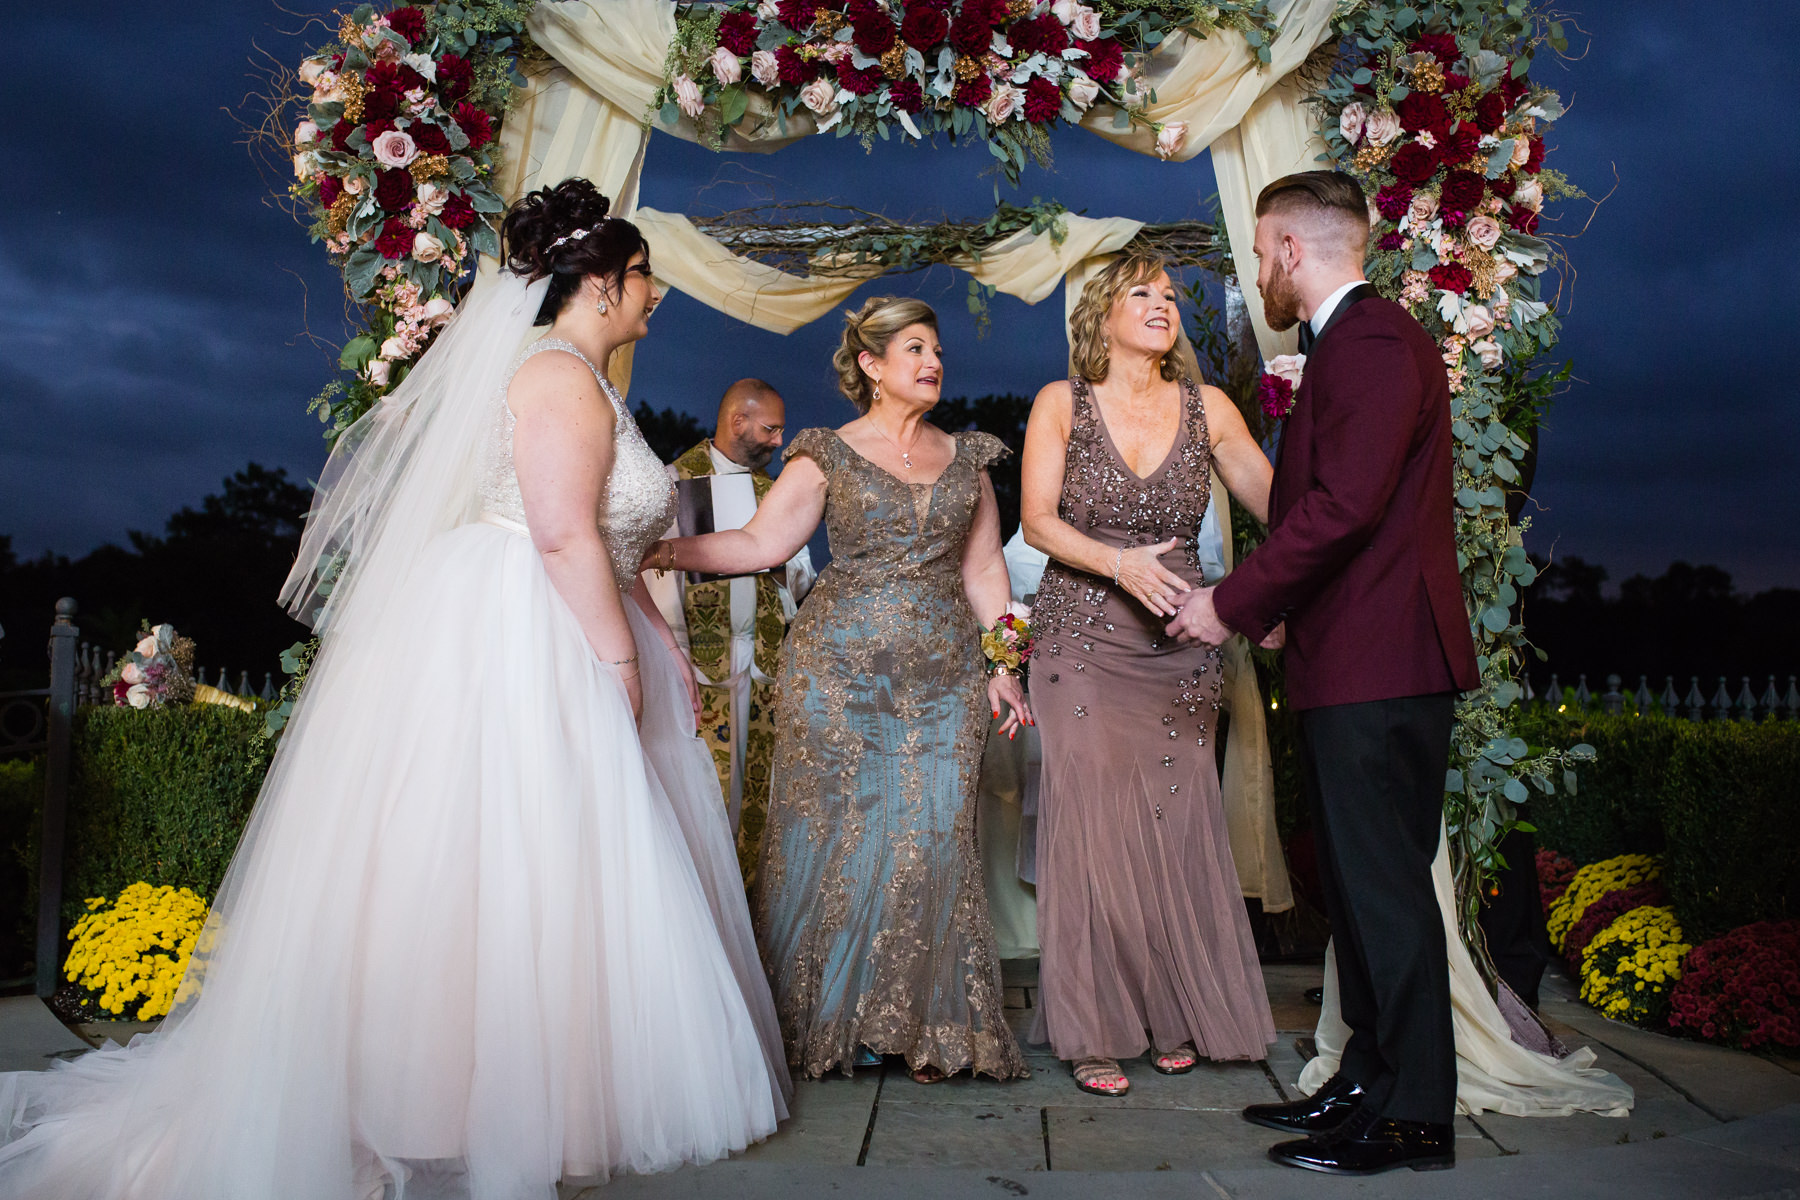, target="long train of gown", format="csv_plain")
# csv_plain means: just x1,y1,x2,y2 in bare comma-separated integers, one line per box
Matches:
0,521,789,1196
1298,824,1634,1118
